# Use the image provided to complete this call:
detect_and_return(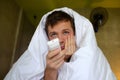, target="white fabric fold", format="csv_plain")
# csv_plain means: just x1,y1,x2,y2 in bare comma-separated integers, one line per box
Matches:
4,7,117,80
